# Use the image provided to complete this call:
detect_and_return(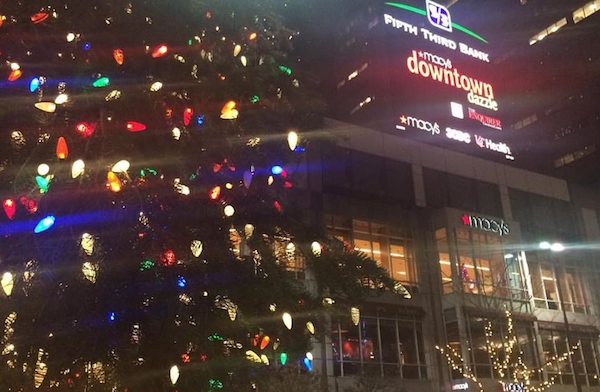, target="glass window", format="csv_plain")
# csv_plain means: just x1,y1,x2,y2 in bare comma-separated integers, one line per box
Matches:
436,226,527,301
529,257,547,308
505,253,527,300
468,317,492,379
436,228,454,294
581,337,600,385
443,315,538,381
230,227,305,275
565,267,587,313
556,335,573,383
529,255,589,314
445,321,464,379
398,319,421,379
272,234,304,276
541,330,560,378
380,319,399,364
332,318,361,376
515,324,539,380
331,313,426,379
325,215,418,292
537,329,600,386
362,318,381,375
541,263,560,310
573,1,600,24
327,215,352,244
